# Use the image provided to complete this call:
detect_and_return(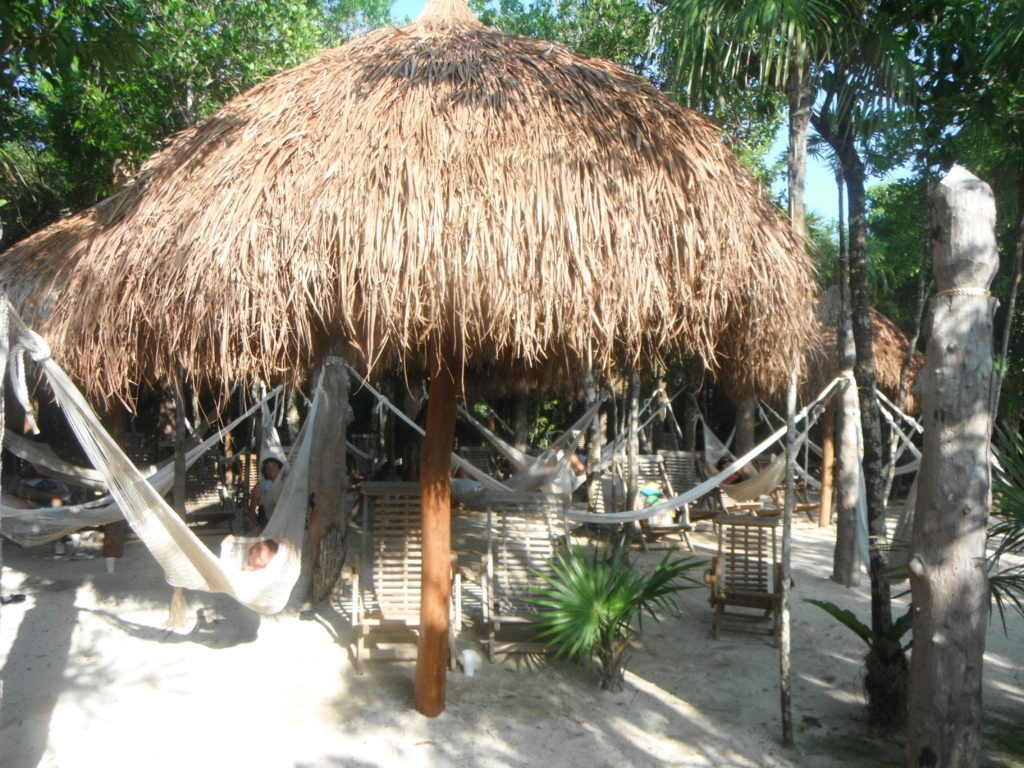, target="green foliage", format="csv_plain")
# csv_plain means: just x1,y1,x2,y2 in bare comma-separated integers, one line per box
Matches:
805,599,913,658
480,0,656,74
530,546,702,690
805,598,912,729
0,0,392,247
866,178,929,332
990,424,1024,630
